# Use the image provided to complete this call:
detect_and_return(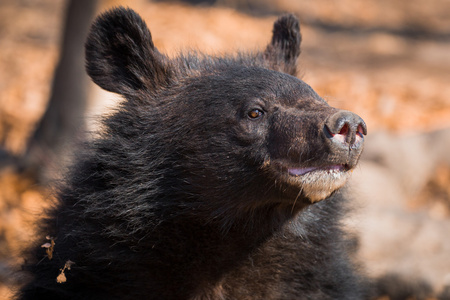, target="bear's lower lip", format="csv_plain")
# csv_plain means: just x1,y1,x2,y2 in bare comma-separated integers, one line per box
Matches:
288,165,347,177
